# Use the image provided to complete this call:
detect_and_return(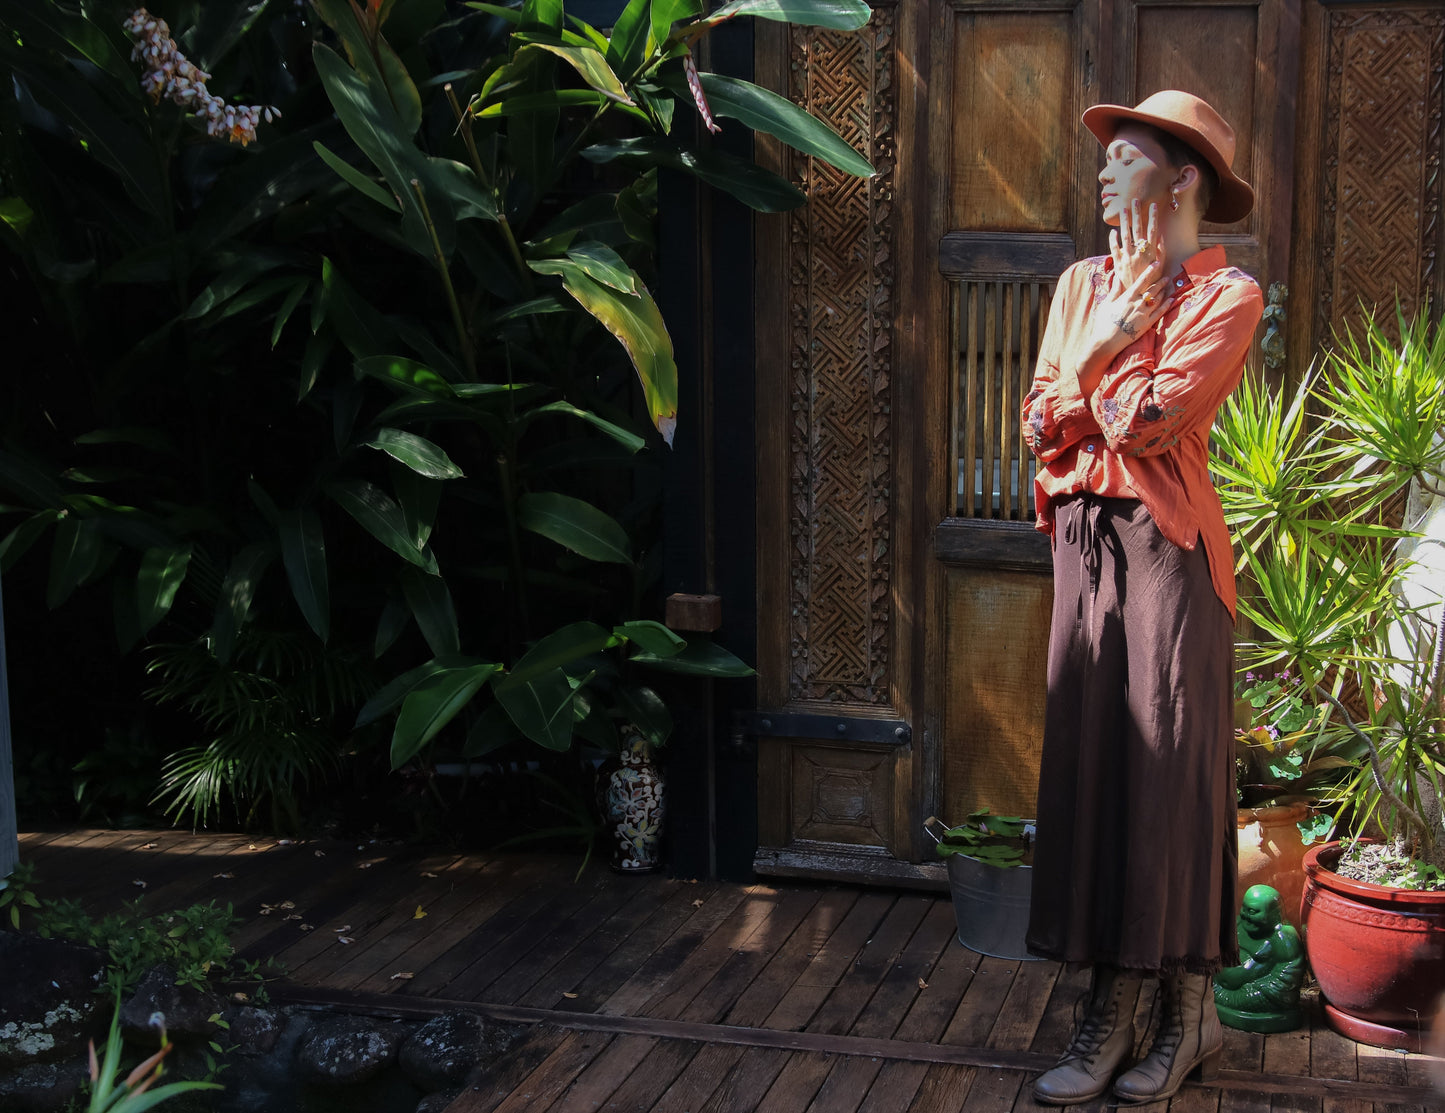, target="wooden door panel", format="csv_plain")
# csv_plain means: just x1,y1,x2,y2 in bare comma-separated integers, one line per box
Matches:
950,11,1078,233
